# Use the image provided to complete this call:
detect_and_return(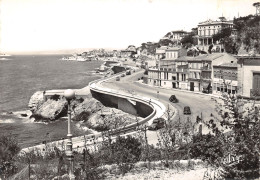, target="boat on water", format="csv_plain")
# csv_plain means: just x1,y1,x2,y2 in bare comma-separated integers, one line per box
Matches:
0,54,11,57
0,57,10,61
